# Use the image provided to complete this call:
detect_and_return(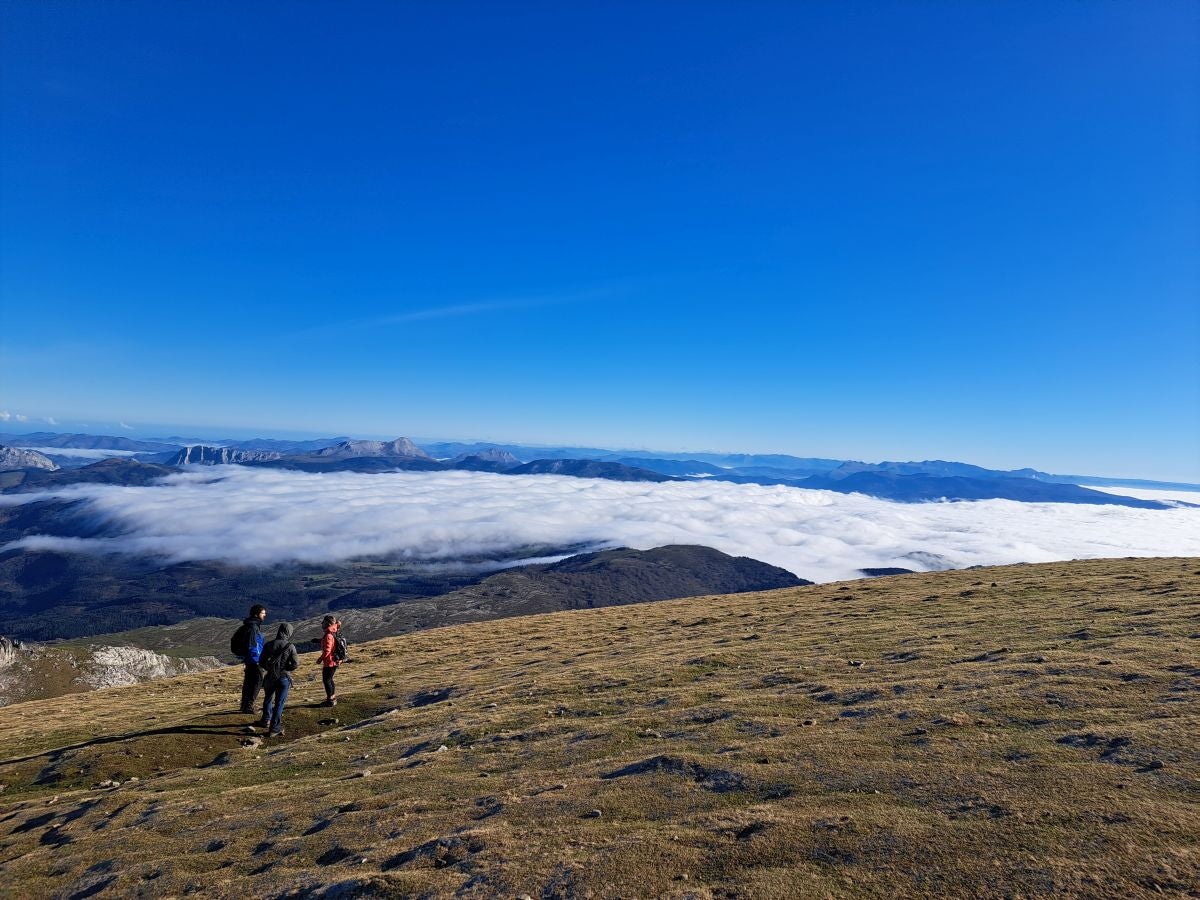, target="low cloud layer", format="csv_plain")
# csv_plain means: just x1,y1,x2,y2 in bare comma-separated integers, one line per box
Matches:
23,447,141,460
3,468,1199,582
